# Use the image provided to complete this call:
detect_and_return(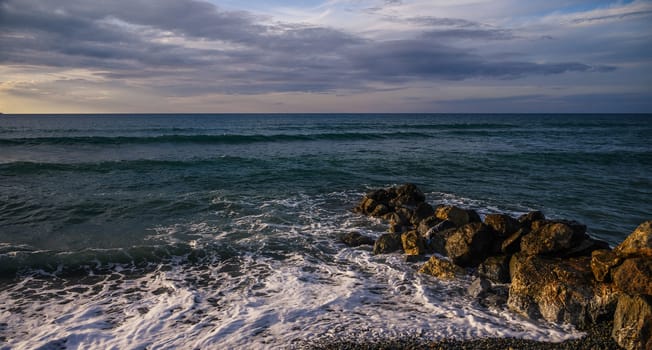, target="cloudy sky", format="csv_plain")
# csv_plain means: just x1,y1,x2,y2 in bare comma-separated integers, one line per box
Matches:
1,0,650,113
